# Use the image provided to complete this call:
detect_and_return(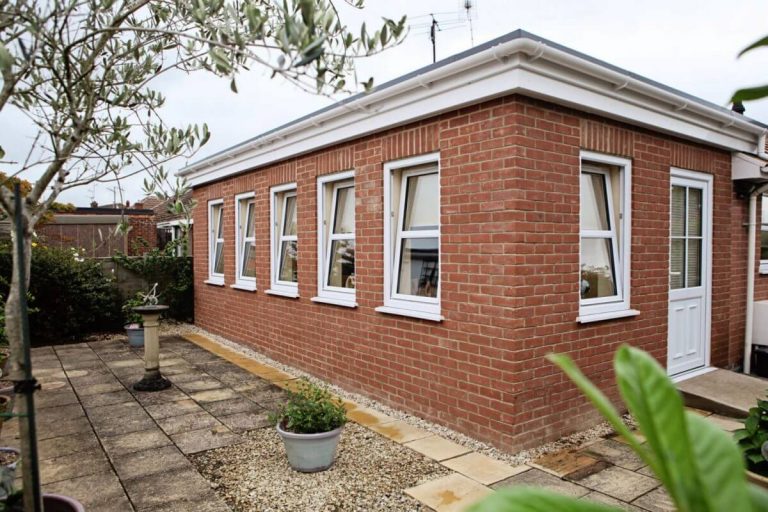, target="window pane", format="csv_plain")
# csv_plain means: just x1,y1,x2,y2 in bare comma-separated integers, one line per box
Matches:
581,172,610,231
327,240,355,288
397,238,439,297
762,231,768,260
245,201,256,238
241,241,256,278
333,186,355,234
283,195,297,236
687,188,702,237
670,239,685,289
213,241,224,275
403,173,439,231
687,238,701,287
580,238,617,299
214,205,223,239
671,186,686,237
279,240,298,282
